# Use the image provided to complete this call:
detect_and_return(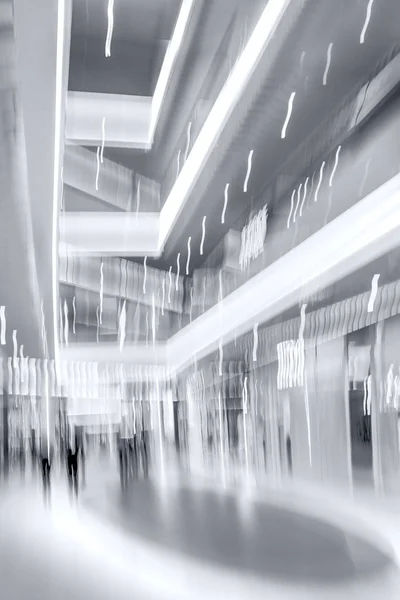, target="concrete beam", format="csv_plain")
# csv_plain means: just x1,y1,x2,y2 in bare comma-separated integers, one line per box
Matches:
60,212,160,257
66,92,152,149
62,173,400,373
